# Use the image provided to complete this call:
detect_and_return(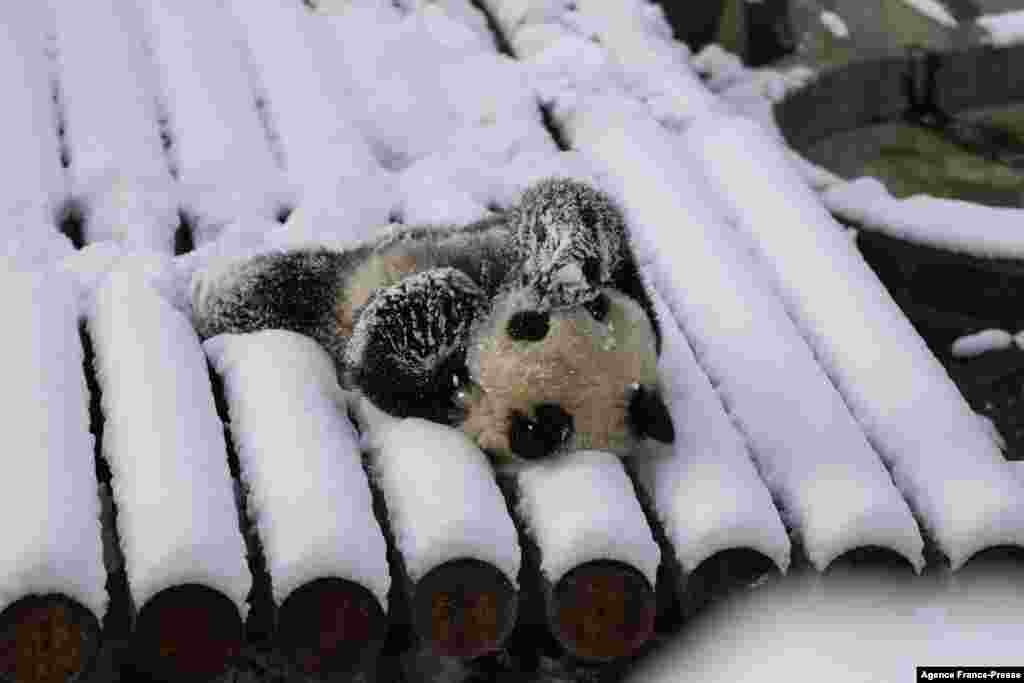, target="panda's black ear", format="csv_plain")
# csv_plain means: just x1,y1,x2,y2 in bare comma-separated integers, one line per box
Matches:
628,386,674,443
